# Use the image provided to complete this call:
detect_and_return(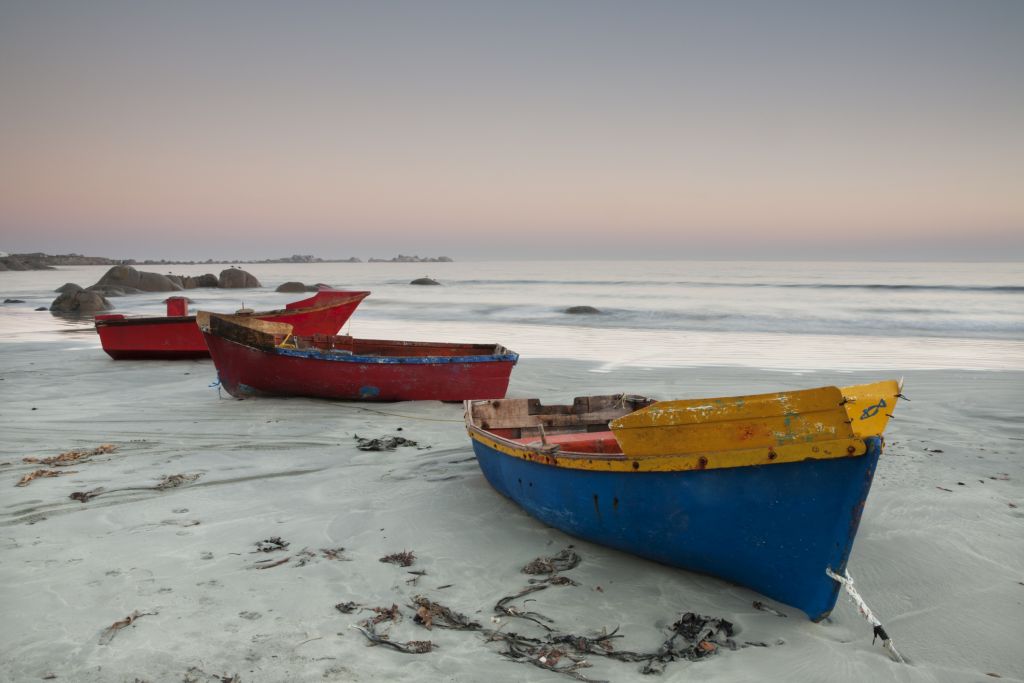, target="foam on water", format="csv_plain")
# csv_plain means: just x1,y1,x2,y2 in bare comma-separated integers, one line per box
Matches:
1,260,1021,370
